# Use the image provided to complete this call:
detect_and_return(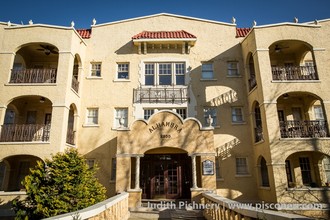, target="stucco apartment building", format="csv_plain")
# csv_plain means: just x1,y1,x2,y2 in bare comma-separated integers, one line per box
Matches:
0,13,330,216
